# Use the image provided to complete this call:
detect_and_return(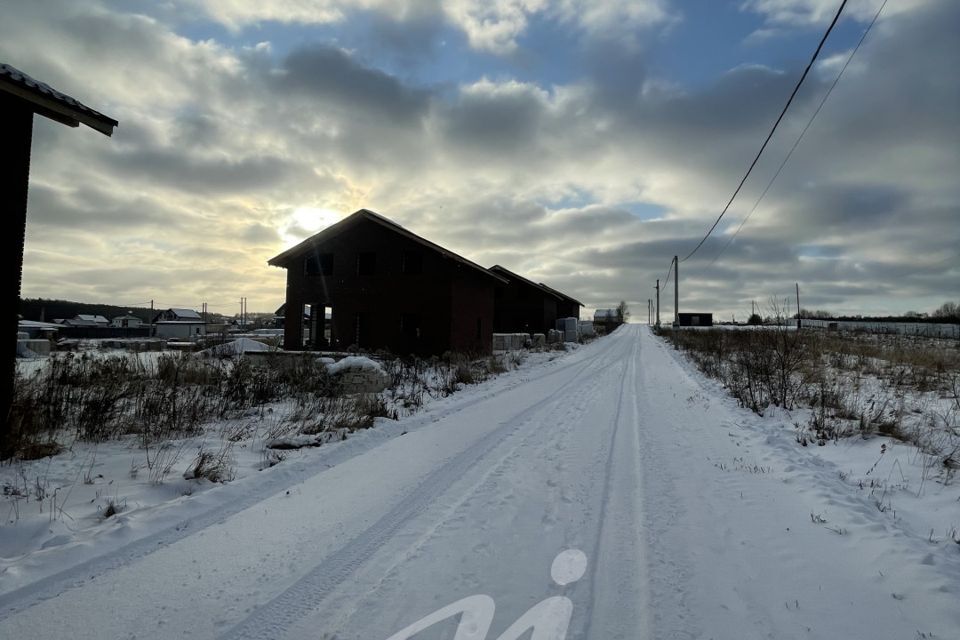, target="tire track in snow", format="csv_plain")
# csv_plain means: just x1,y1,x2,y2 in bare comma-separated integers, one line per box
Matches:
578,327,653,639
221,335,627,640
299,346,623,636
0,340,611,622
